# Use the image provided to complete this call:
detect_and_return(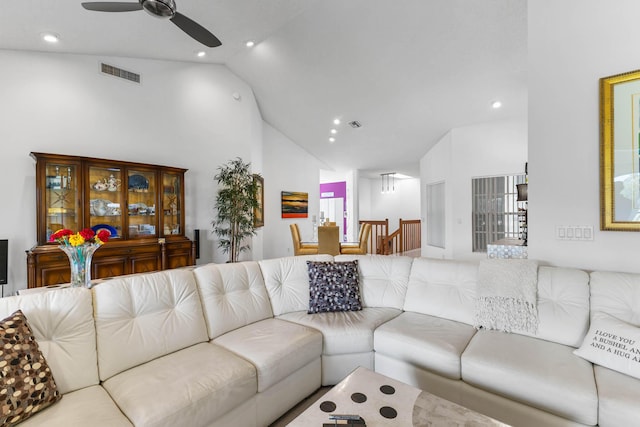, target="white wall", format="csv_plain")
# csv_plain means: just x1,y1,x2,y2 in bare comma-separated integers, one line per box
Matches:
421,131,453,259
0,50,263,293
529,0,640,272
359,178,372,220
421,119,528,259
262,122,325,259
360,177,421,231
